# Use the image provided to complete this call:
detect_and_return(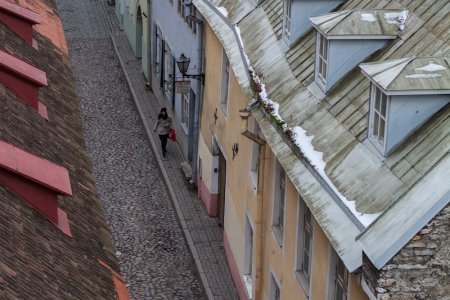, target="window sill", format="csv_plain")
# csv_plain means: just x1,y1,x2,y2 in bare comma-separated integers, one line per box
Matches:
243,274,253,299
271,225,284,248
362,139,386,162
295,271,310,298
